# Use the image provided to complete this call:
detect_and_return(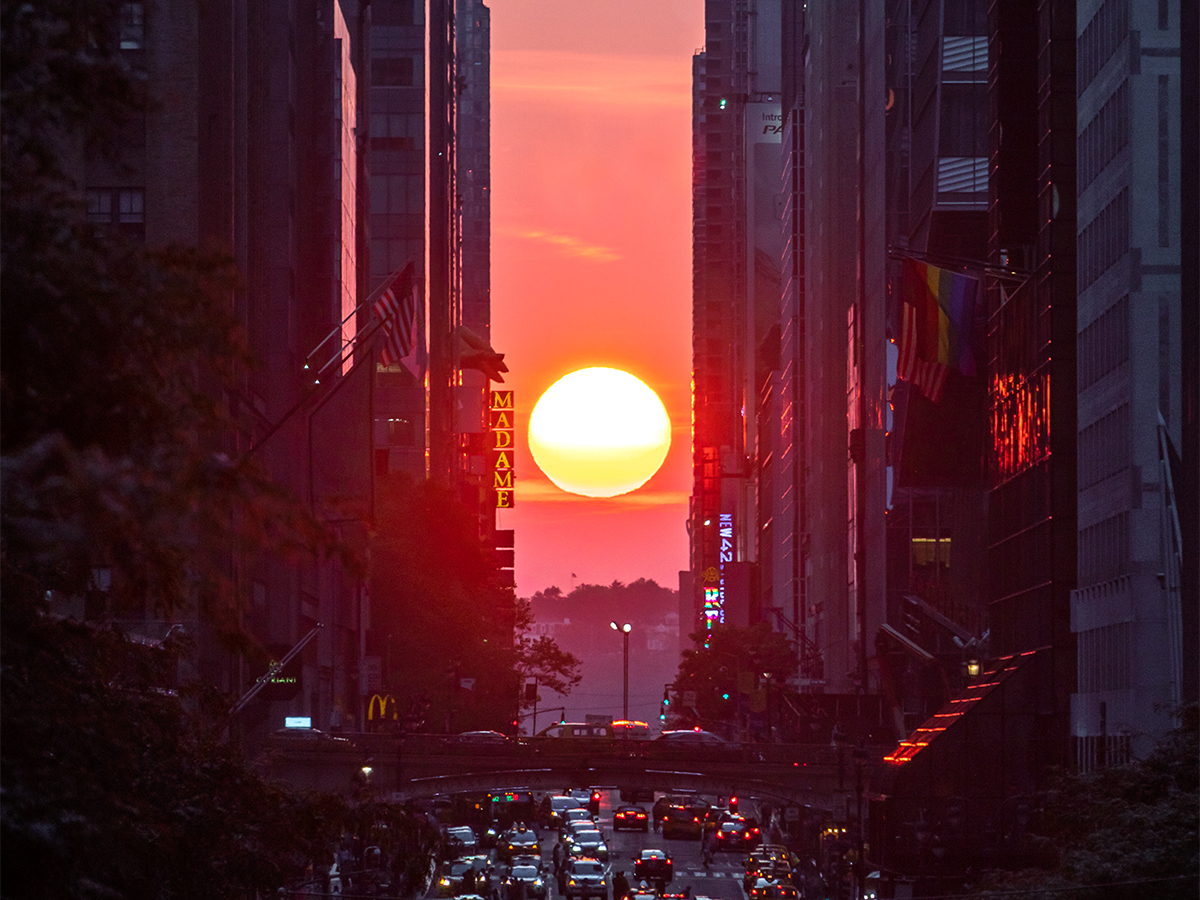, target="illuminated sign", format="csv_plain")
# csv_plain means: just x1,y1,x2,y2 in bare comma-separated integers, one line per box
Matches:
705,512,733,628
491,390,514,508
368,693,398,722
